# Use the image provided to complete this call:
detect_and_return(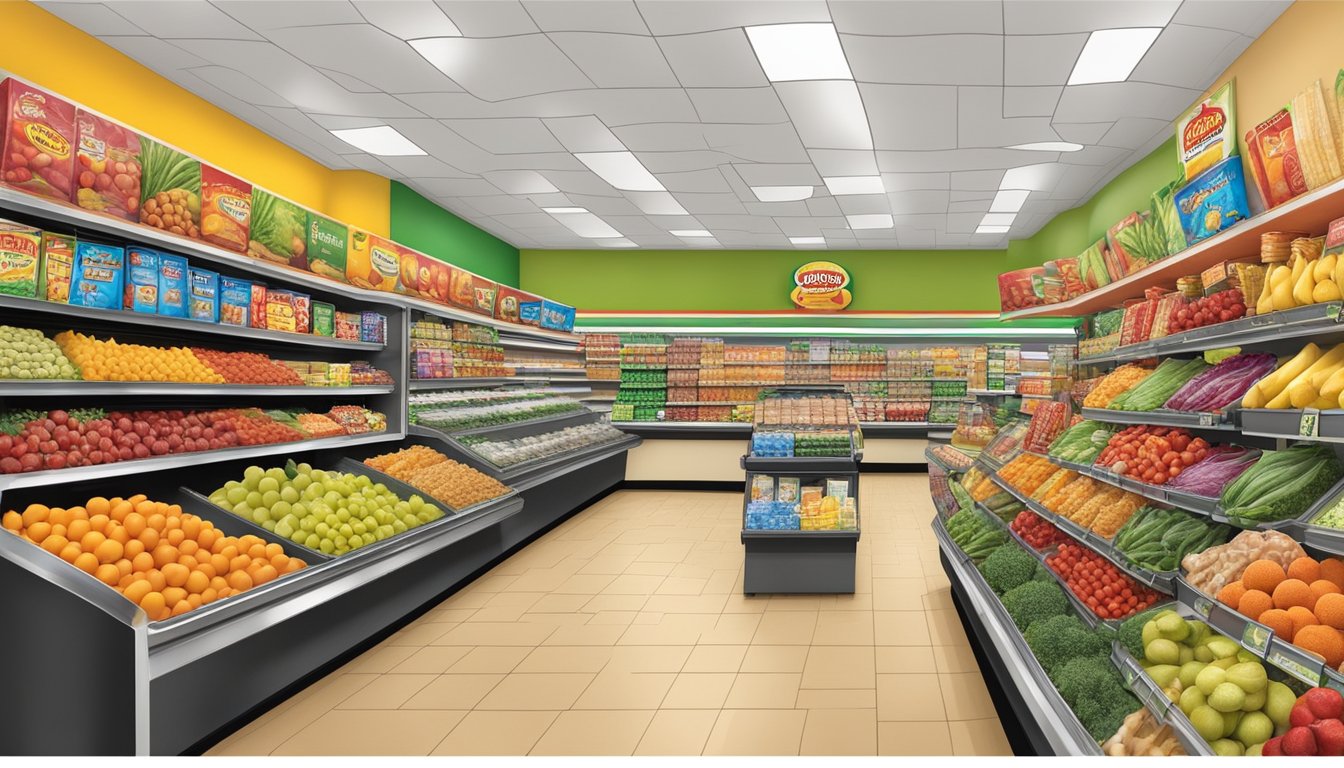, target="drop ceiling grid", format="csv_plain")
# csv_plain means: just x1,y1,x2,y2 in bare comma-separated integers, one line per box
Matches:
34,0,1290,250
